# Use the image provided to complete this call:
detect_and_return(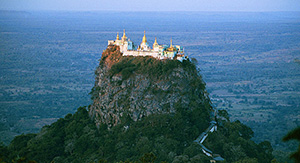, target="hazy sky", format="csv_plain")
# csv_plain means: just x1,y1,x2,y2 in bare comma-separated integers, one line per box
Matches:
0,0,300,12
